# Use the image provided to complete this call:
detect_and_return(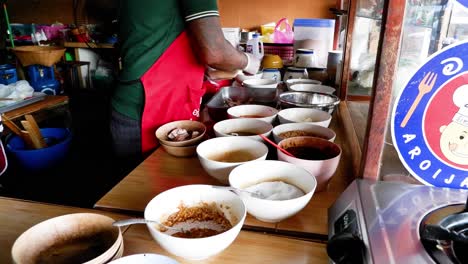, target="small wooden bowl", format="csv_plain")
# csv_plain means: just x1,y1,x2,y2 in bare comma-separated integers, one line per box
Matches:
155,120,206,147
160,142,198,157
